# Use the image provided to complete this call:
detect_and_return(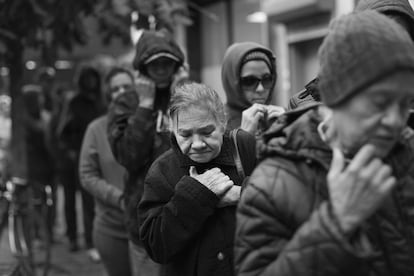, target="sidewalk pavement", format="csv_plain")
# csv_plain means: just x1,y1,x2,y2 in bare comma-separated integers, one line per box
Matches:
0,185,108,276
0,230,107,276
